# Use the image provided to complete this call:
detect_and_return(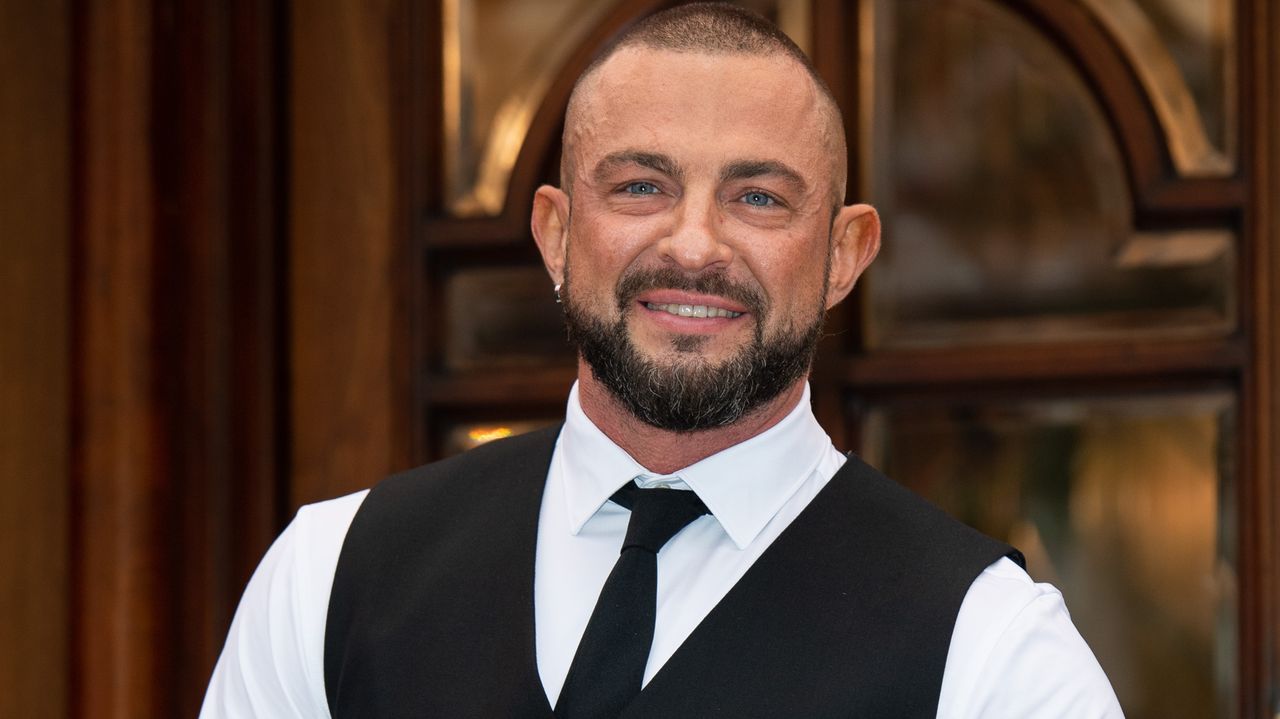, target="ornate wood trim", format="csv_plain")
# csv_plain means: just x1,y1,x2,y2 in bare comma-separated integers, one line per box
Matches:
72,2,172,714
71,0,287,715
